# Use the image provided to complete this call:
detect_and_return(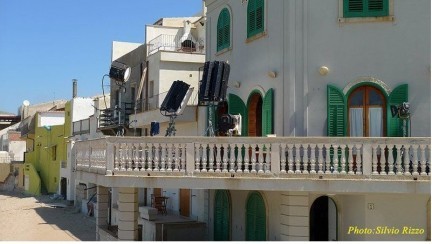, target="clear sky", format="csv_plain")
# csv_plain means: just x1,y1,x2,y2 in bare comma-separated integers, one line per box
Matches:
0,0,203,114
